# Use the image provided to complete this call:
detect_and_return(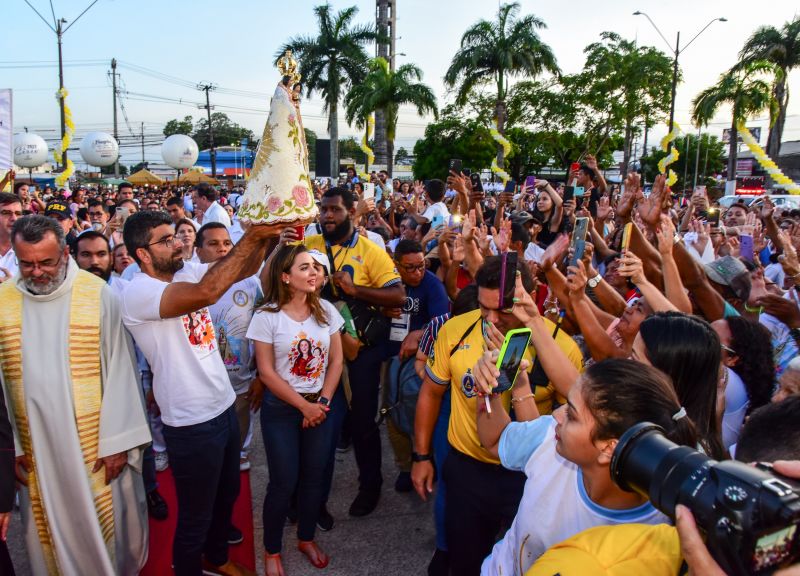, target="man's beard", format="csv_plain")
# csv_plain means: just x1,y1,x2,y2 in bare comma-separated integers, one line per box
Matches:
86,265,112,282
321,219,353,244
23,259,68,295
152,252,184,275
